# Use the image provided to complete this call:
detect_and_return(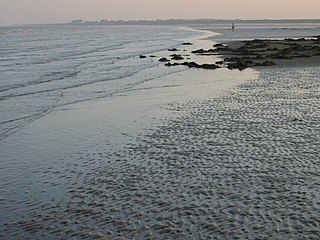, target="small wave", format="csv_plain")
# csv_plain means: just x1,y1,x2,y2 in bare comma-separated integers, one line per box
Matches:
0,109,53,141
0,70,81,93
